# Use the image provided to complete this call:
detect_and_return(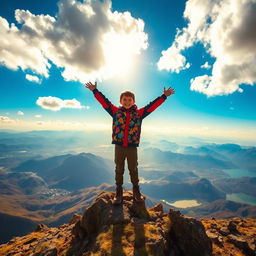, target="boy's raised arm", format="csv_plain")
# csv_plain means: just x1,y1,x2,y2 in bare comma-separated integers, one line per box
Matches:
85,82,118,117
138,87,175,119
